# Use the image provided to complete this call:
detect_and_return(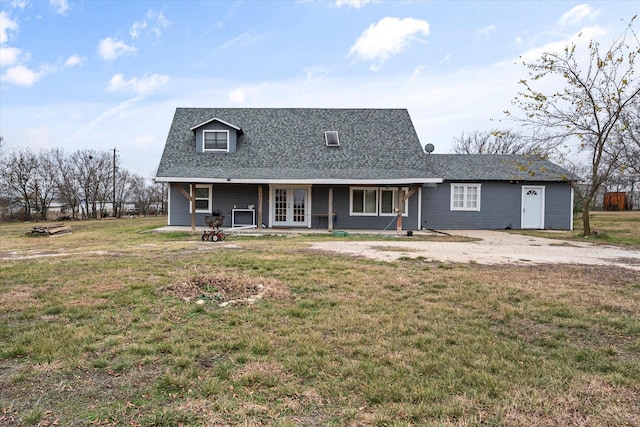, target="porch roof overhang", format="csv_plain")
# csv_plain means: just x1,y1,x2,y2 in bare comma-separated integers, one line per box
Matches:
154,176,443,185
